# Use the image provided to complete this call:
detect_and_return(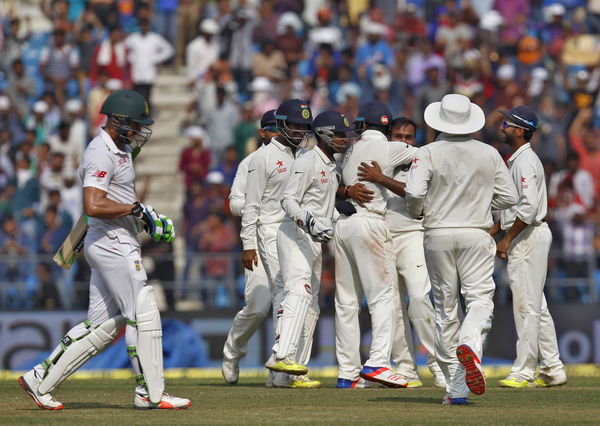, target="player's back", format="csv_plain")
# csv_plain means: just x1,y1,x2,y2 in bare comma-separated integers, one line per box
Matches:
412,134,514,230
